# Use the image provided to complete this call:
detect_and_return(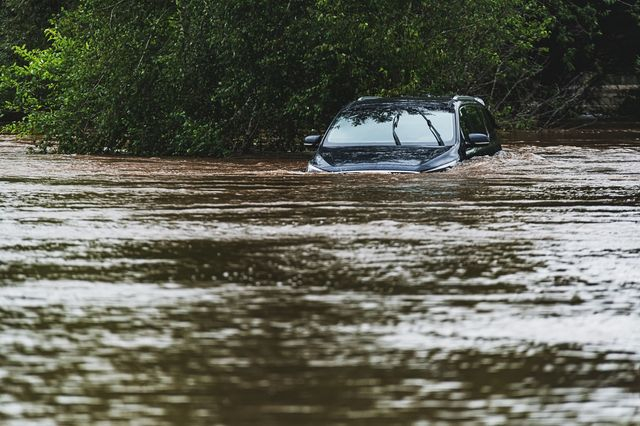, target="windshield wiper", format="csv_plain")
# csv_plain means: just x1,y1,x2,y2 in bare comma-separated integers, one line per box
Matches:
392,112,401,146
418,112,445,146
